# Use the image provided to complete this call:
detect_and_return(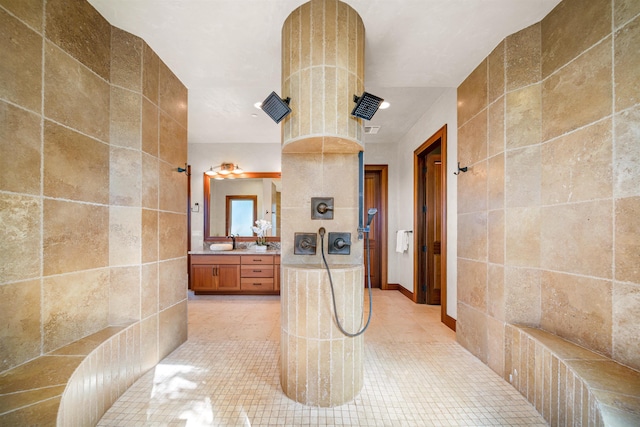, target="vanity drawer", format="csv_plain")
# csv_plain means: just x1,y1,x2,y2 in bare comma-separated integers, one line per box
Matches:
241,255,273,265
191,255,240,265
241,266,274,278
241,278,274,291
